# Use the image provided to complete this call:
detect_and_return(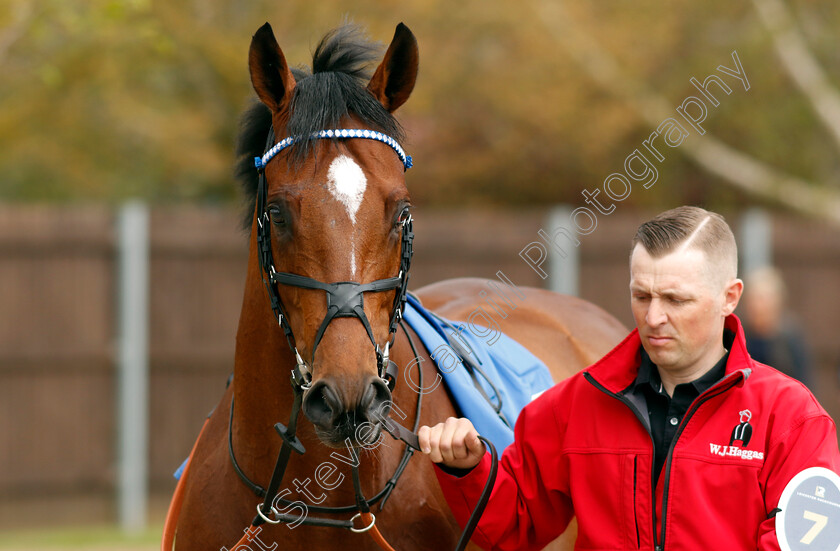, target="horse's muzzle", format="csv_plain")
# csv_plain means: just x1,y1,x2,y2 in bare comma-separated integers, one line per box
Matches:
302,375,392,443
